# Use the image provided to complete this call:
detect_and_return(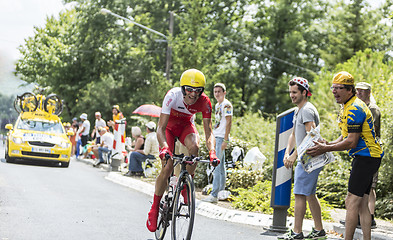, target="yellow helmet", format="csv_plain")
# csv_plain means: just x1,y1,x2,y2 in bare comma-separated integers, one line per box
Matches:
180,69,206,88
